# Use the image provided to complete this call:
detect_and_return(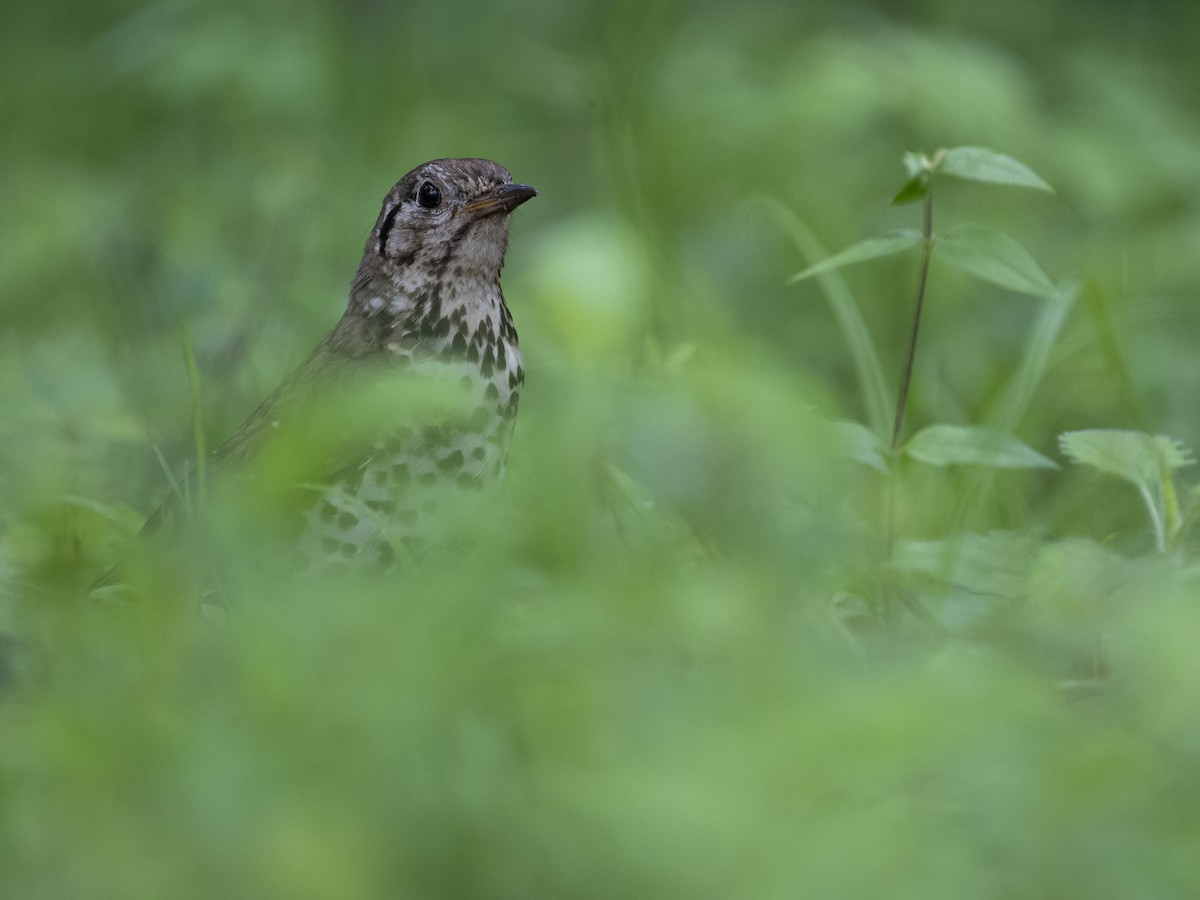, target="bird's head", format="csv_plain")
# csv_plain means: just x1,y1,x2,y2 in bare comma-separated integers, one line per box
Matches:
367,158,537,284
